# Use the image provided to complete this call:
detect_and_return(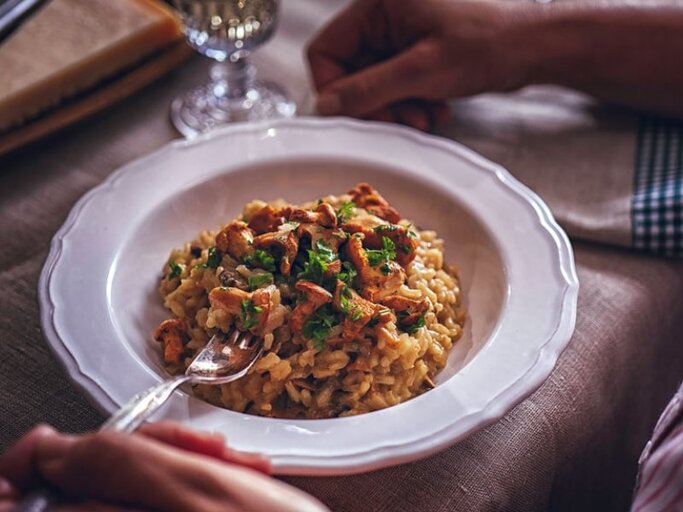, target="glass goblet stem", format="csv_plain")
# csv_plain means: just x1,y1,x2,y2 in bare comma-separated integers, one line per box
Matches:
210,58,255,101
